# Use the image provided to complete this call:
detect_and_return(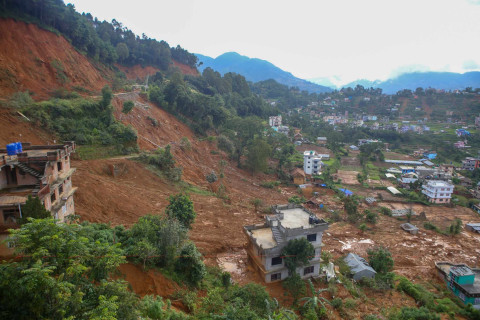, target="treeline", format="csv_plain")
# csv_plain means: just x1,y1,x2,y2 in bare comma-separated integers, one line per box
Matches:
251,79,320,110
1,0,197,69
148,68,279,135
